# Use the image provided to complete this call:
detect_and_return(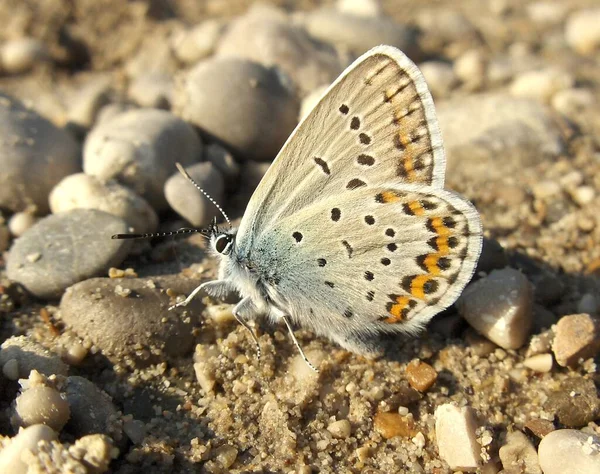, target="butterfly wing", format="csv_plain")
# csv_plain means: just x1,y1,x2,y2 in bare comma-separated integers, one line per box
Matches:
250,184,482,345
236,45,446,251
